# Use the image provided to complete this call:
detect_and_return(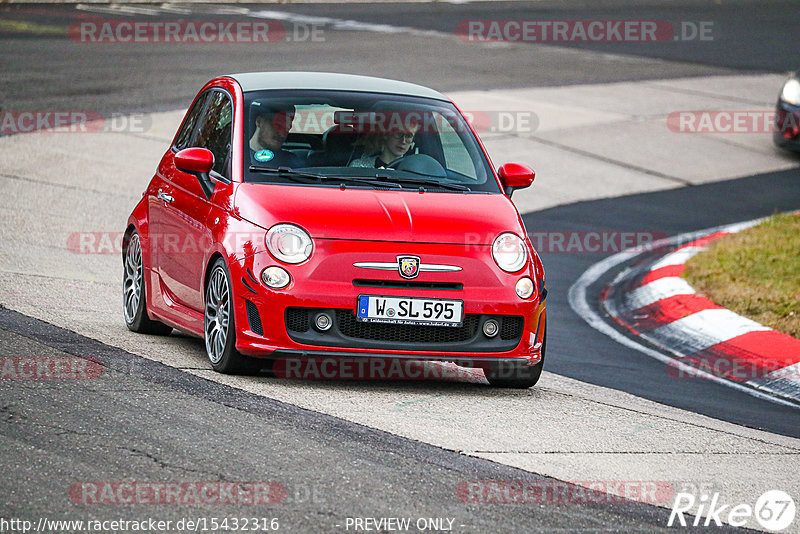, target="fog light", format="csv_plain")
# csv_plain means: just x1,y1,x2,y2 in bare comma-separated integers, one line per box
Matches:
515,277,534,299
315,313,332,332
483,319,499,338
261,266,290,289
